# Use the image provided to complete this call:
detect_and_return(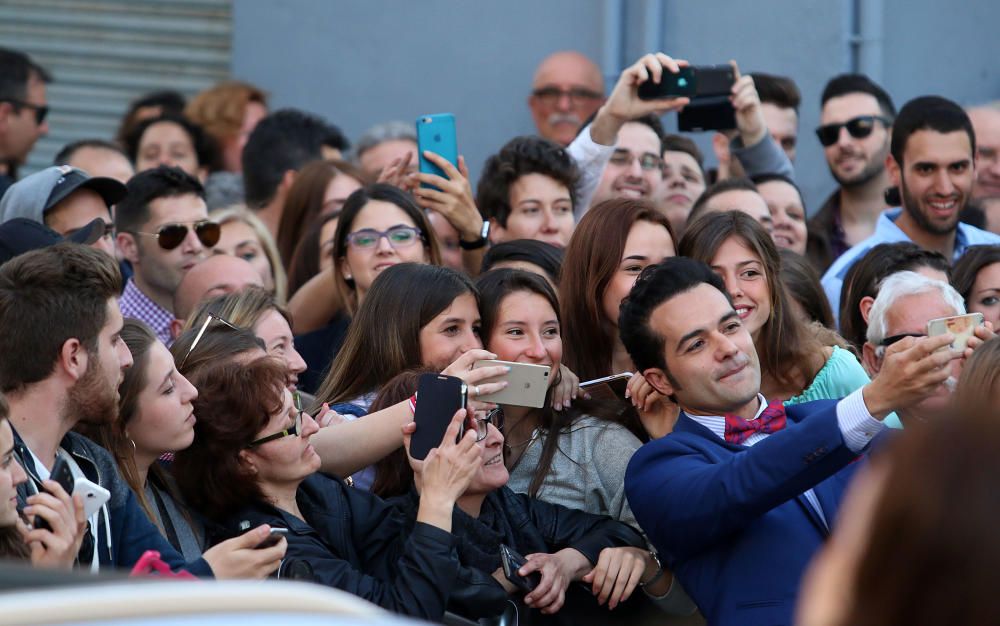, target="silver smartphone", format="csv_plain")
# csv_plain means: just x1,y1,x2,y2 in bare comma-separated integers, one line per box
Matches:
472,360,552,408
926,312,984,352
